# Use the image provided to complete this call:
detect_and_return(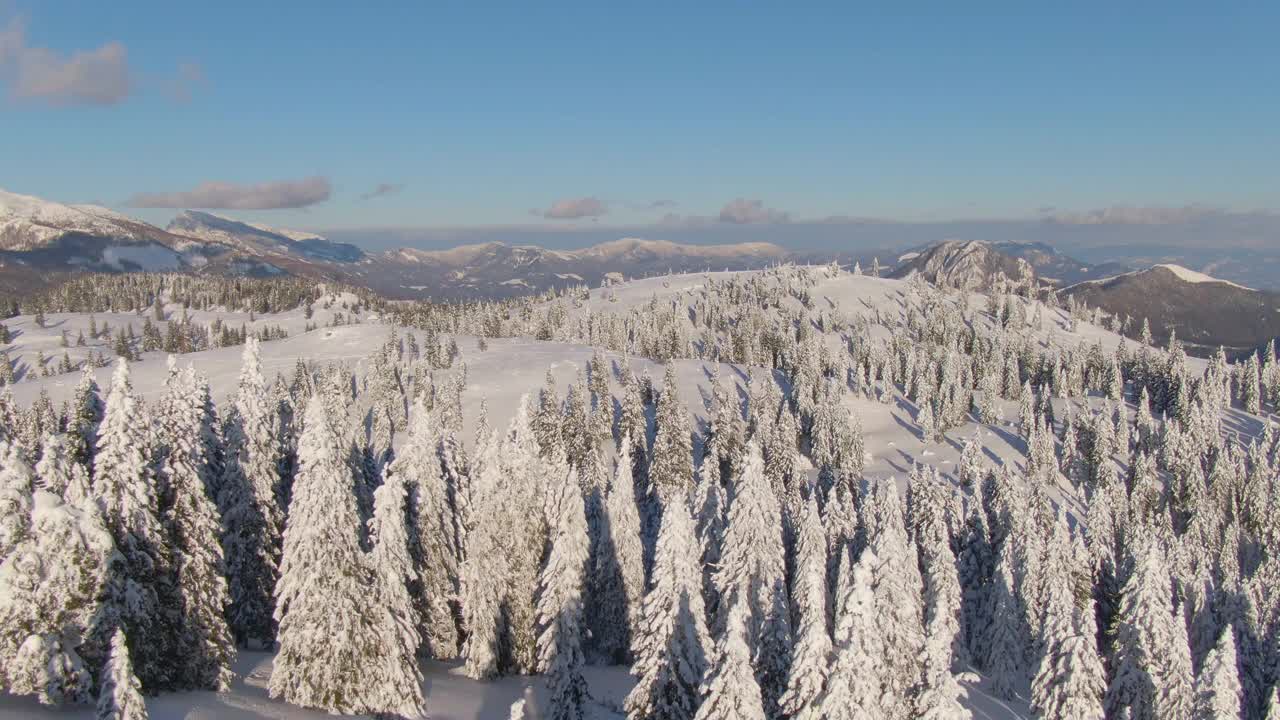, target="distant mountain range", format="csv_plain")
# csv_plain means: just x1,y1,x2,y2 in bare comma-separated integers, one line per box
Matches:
0,188,796,299
347,238,791,299
5,188,1279,356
